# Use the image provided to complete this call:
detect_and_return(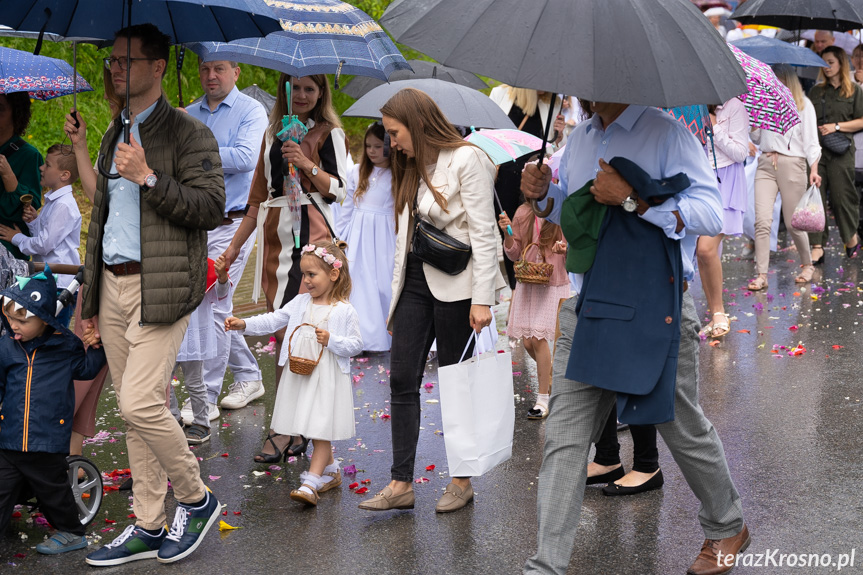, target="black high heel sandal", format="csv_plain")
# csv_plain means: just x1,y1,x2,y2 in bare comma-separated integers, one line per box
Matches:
254,433,291,463
286,435,310,457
